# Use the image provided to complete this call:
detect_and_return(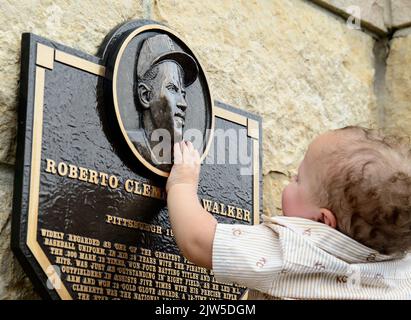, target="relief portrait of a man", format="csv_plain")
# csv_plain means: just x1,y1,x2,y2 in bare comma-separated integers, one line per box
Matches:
126,34,199,169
